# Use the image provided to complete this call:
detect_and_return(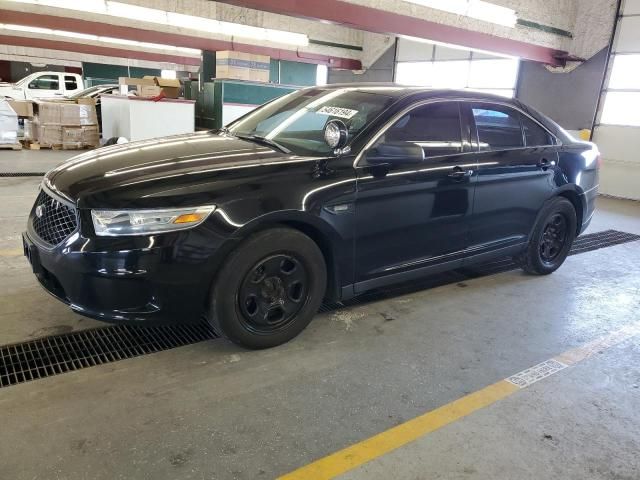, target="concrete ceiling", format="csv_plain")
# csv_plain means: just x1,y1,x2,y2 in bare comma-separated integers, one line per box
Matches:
0,0,618,71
